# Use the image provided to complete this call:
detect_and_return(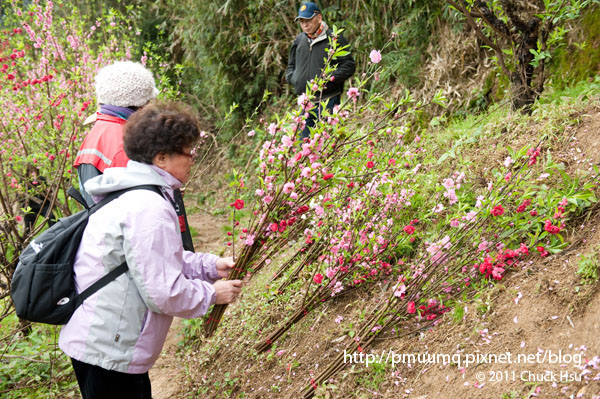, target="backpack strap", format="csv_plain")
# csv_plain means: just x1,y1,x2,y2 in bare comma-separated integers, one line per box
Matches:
75,184,162,307
67,186,89,209
74,262,128,308
89,184,163,216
